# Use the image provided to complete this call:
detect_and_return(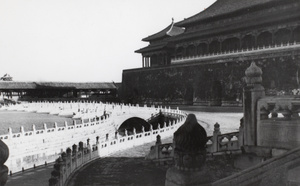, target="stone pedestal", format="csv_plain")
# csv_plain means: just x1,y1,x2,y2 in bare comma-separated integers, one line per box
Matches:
243,62,265,146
